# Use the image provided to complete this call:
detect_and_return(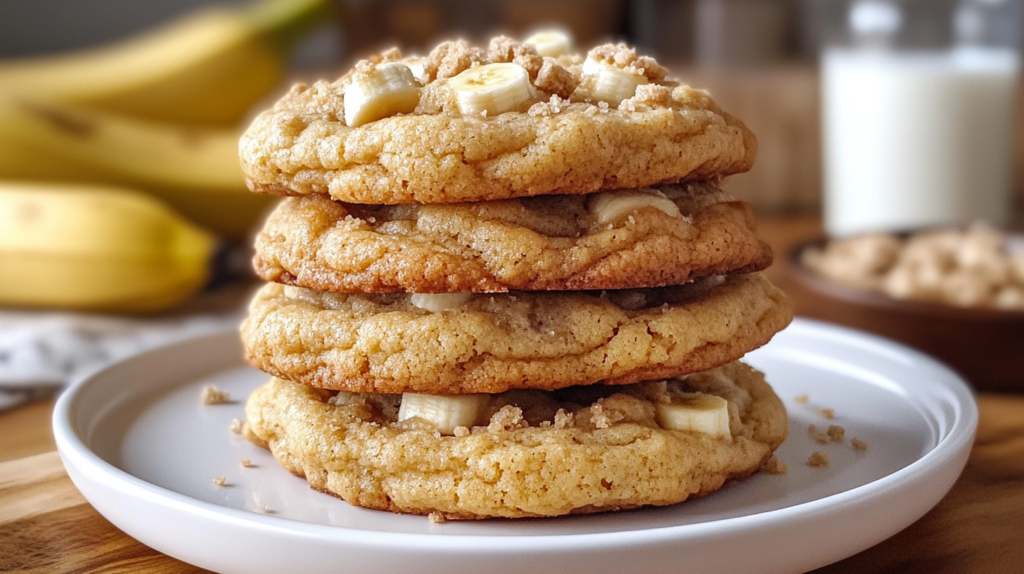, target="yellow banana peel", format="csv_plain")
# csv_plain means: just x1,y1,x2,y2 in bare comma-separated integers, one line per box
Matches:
0,182,218,313
0,0,331,126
